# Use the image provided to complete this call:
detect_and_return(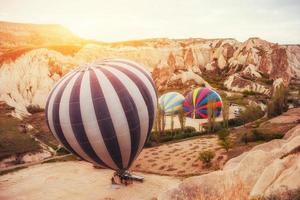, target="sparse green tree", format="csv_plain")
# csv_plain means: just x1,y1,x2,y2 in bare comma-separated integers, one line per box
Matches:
297,85,300,100
207,99,217,133
243,132,248,145
222,99,230,129
154,104,162,141
178,108,186,131
218,138,232,152
267,84,288,118
217,129,232,152
217,129,230,141
199,150,215,167
239,105,264,124
161,111,166,134
154,107,159,133
170,109,174,133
